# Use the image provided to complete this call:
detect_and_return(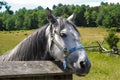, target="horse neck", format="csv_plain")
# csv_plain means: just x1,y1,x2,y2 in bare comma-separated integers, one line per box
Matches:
1,26,53,61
